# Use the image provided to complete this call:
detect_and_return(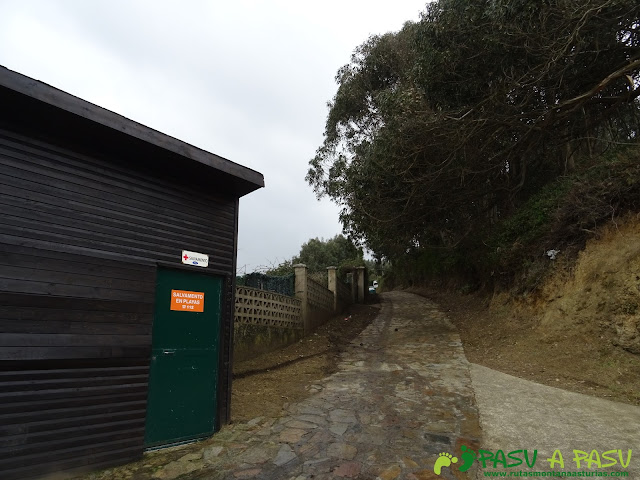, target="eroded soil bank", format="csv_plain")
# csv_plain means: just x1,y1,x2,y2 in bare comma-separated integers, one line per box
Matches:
413,217,640,406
